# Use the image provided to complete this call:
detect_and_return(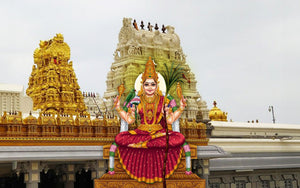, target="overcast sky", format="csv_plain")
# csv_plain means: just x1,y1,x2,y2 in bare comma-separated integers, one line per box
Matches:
0,0,299,124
